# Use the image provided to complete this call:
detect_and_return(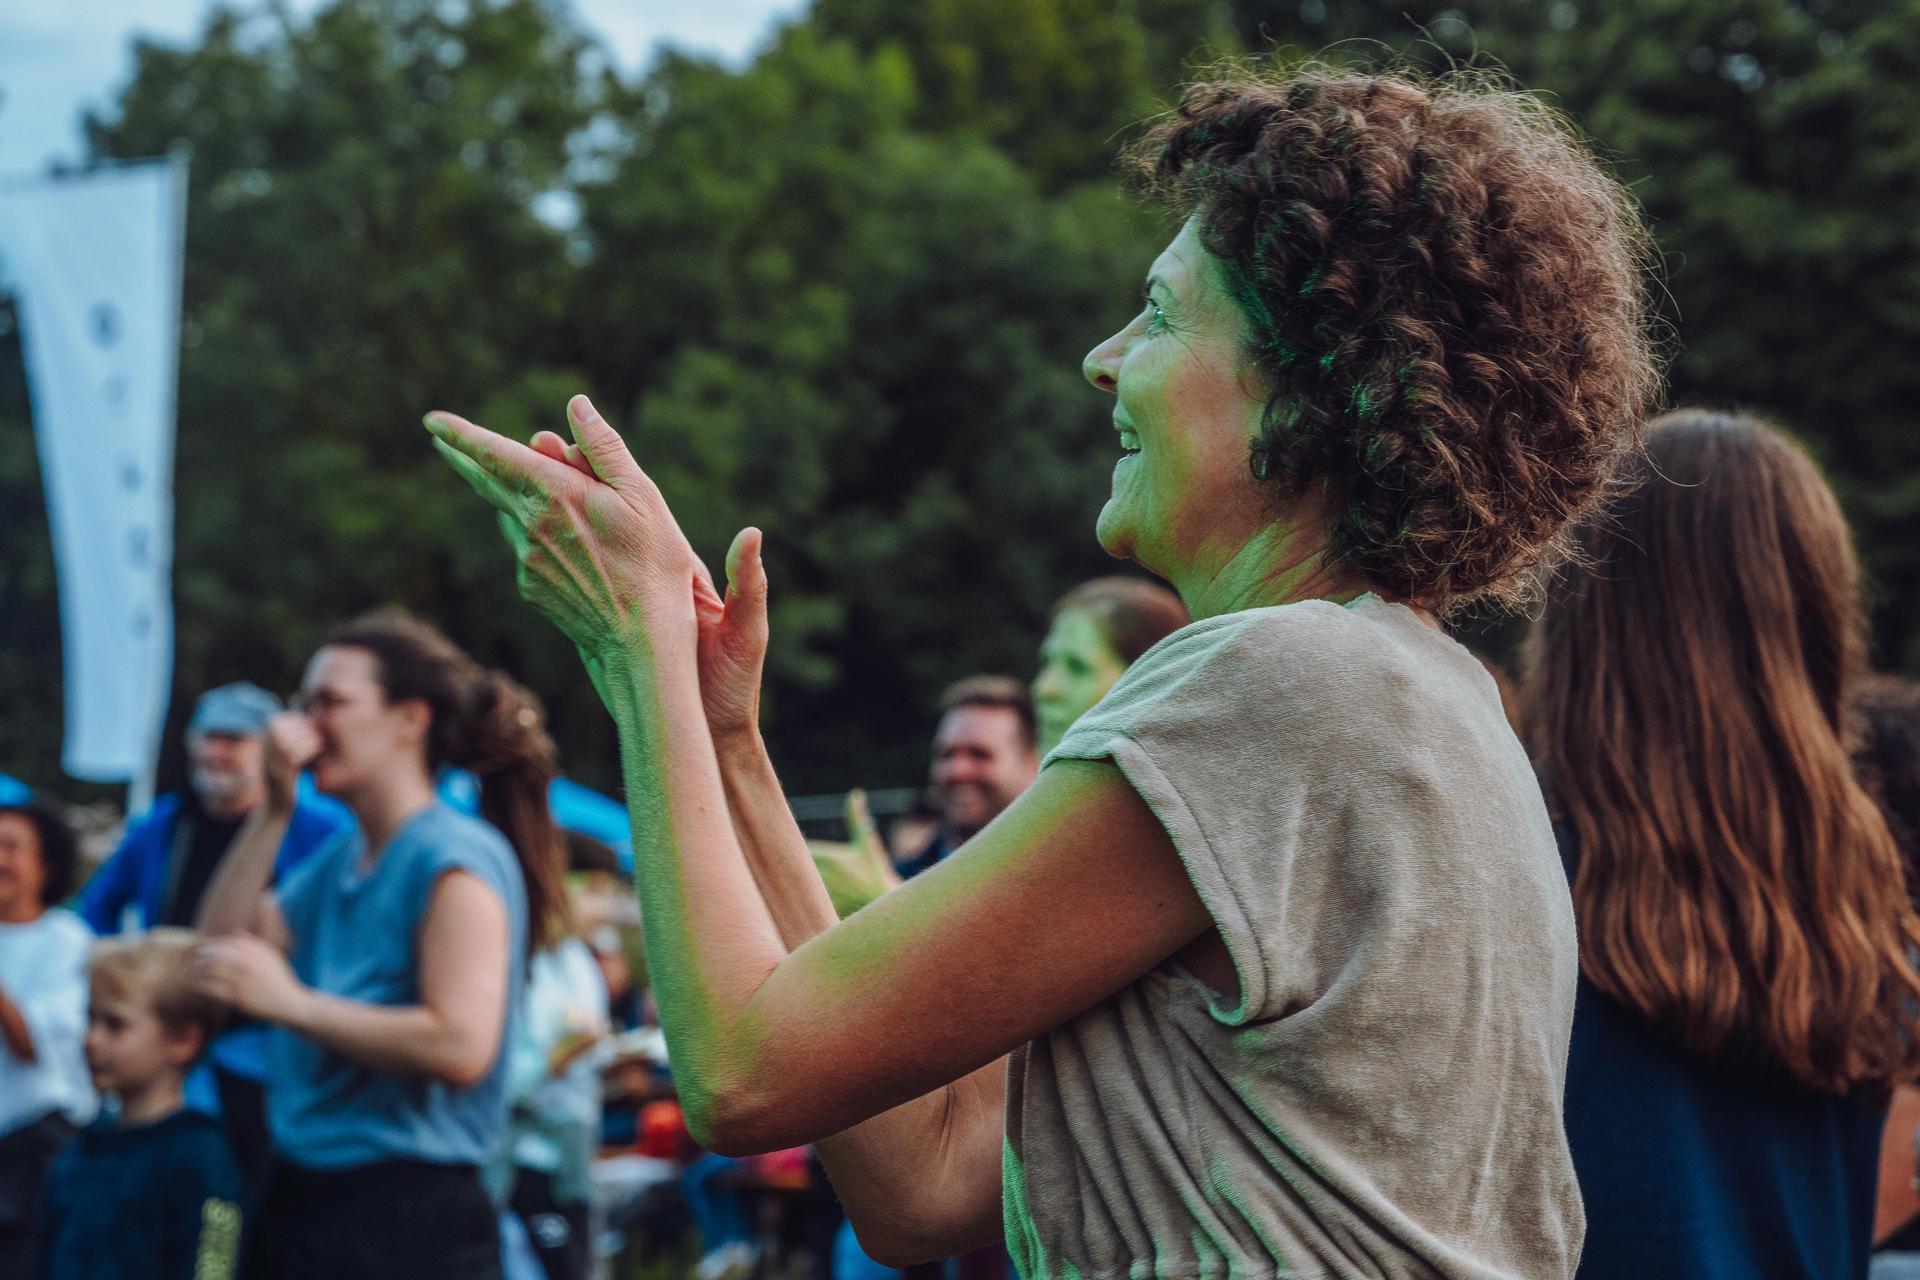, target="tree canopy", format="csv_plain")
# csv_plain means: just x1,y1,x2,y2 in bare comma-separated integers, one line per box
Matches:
2,0,1916,800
